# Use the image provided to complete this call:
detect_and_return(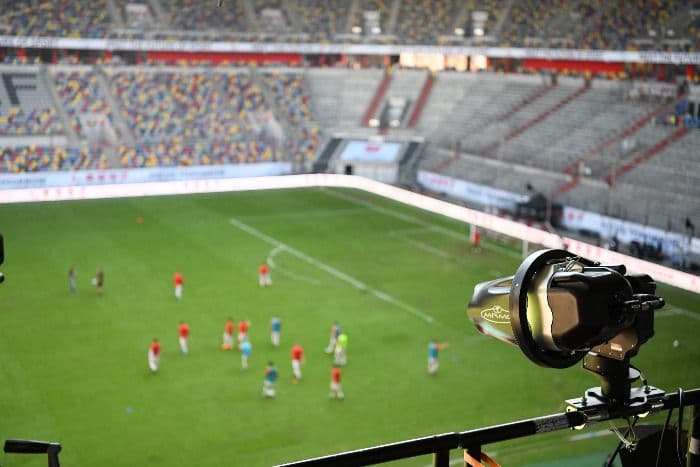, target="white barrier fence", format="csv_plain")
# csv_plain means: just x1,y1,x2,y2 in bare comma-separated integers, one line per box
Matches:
2,173,698,293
